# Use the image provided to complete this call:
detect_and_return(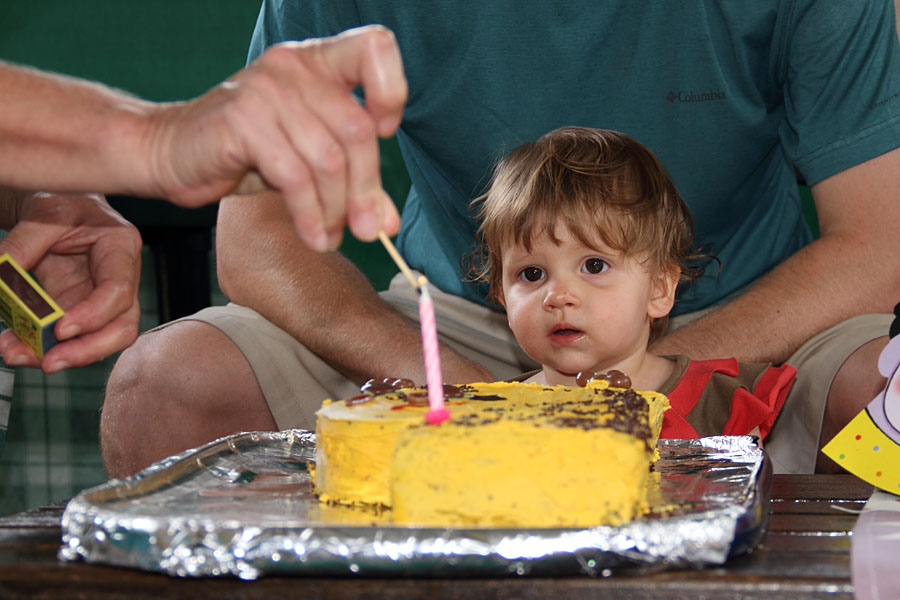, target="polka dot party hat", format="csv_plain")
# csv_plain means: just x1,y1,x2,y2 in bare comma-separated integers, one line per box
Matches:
823,305,900,495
